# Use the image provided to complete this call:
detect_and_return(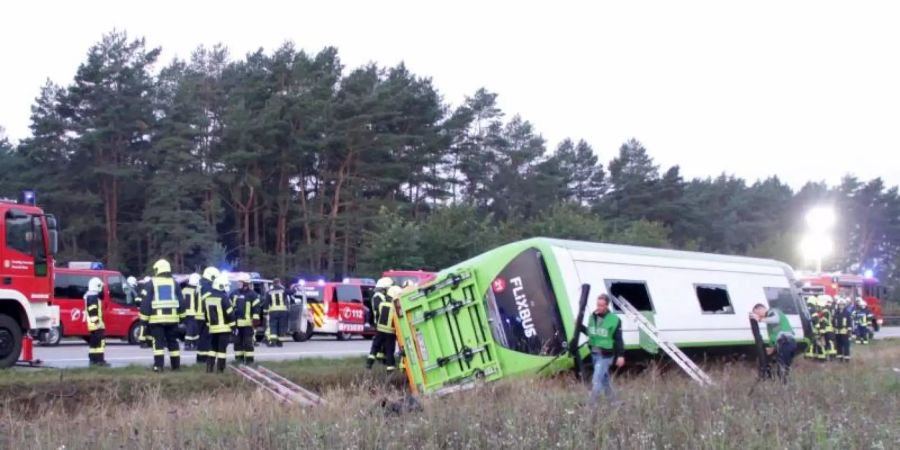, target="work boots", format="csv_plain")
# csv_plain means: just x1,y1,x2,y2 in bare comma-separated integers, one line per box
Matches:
171,356,181,371
206,357,215,373
216,358,226,373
